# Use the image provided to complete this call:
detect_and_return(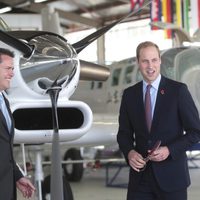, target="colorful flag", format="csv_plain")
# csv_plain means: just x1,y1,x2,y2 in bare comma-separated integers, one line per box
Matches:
162,0,173,38
182,0,189,32
150,0,162,30
175,0,182,27
190,0,200,32
130,0,145,11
